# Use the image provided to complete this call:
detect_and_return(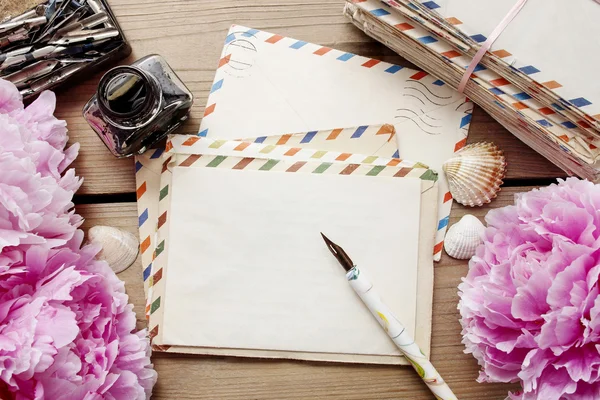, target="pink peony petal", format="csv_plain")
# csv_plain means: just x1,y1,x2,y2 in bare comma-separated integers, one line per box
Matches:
553,345,600,383
0,80,22,113
511,268,551,322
